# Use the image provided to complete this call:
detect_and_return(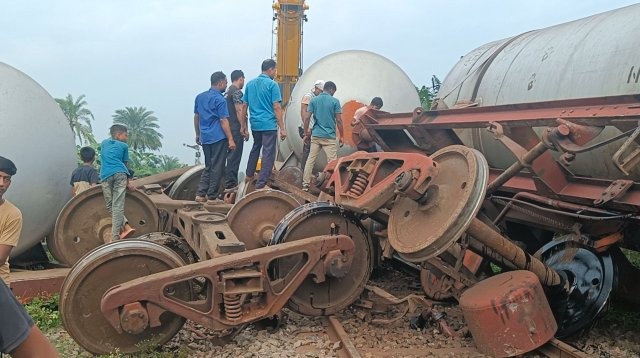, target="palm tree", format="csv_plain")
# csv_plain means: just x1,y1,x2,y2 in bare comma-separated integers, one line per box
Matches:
55,94,96,145
158,155,185,172
112,106,163,151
